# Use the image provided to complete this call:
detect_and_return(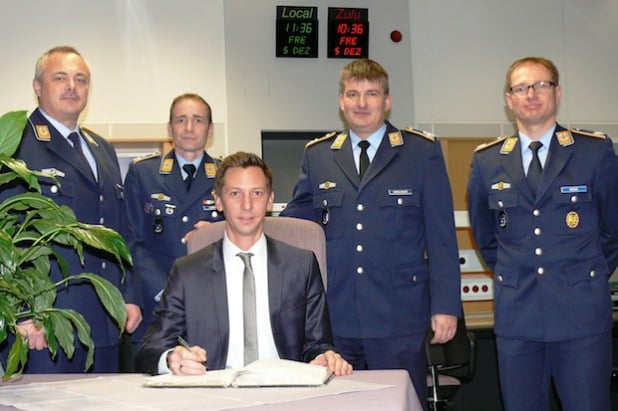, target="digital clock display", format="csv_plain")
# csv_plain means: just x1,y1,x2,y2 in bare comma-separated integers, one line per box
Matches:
327,7,369,59
276,6,318,58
